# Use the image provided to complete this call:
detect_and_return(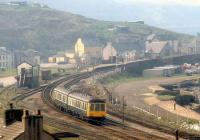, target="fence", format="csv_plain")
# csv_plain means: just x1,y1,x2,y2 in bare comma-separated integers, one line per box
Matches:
108,94,200,133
